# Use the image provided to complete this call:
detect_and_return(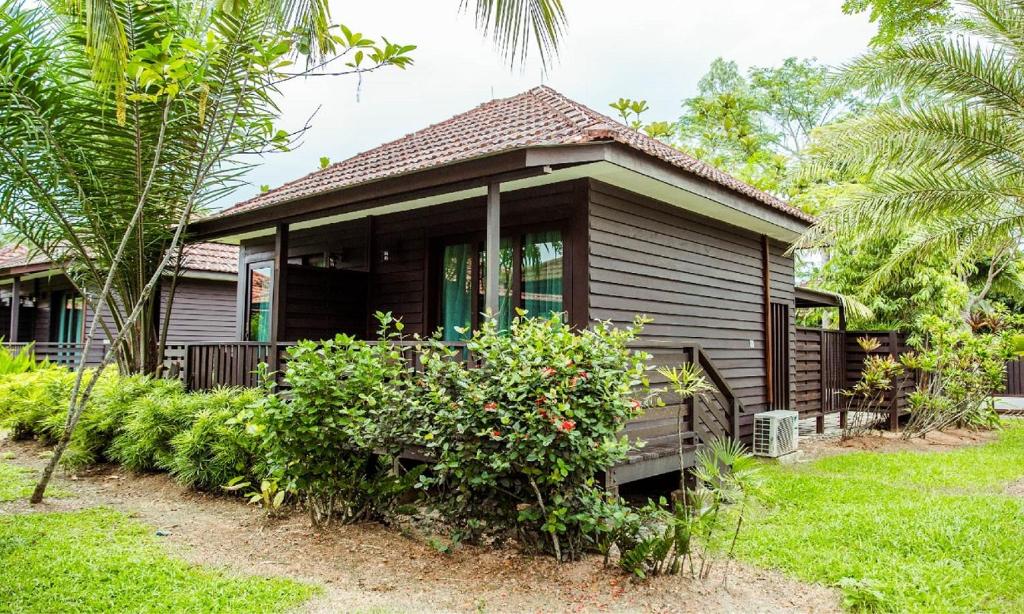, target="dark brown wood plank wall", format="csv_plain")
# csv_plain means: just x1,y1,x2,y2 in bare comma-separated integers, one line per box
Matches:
586,179,797,440
237,180,589,340
160,278,238,343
